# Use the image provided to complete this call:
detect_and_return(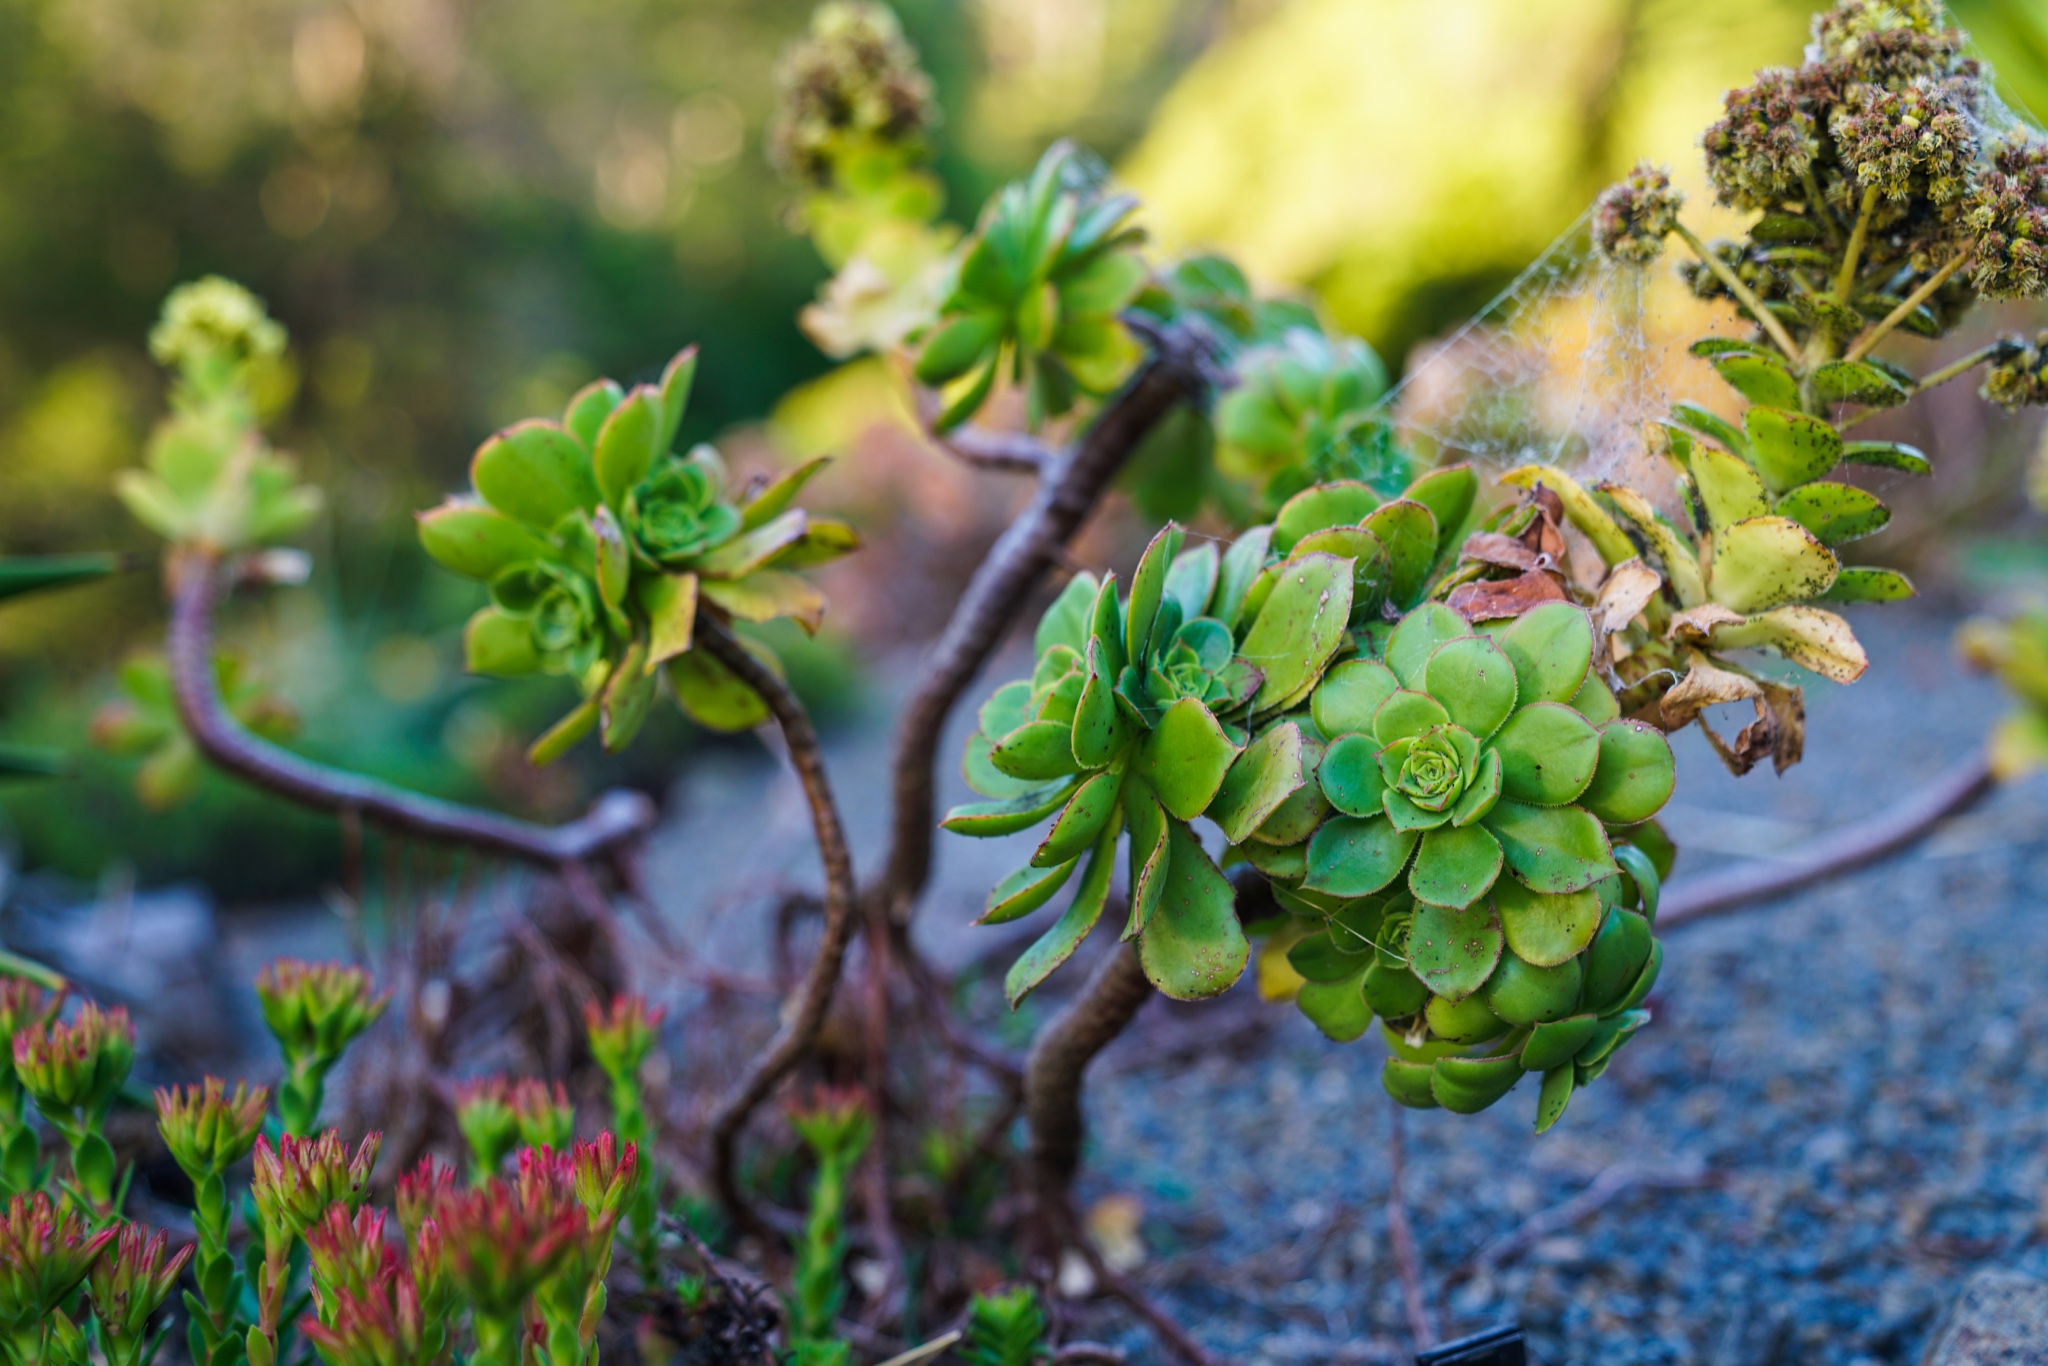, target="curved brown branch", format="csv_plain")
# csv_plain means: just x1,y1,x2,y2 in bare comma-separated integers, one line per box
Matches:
1025,945,1154,1201
1659,751,1994,929
167,551,656,868
696,618,862,1232
876,326,1213,924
